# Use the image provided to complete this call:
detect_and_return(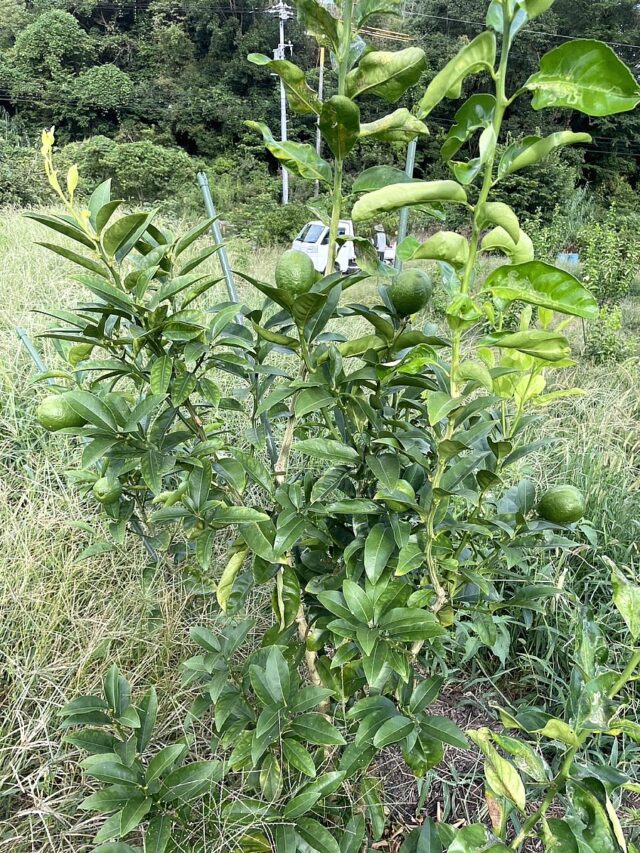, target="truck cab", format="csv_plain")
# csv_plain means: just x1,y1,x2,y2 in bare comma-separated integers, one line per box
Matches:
292,219,356,273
